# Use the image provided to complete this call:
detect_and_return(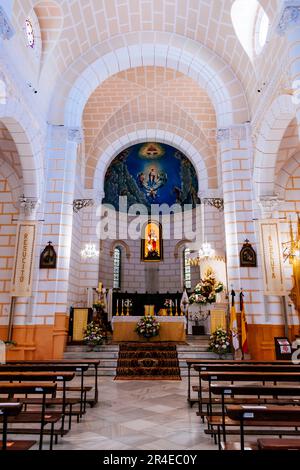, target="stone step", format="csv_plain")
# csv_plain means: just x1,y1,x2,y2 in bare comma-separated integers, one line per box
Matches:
64,338,227,377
